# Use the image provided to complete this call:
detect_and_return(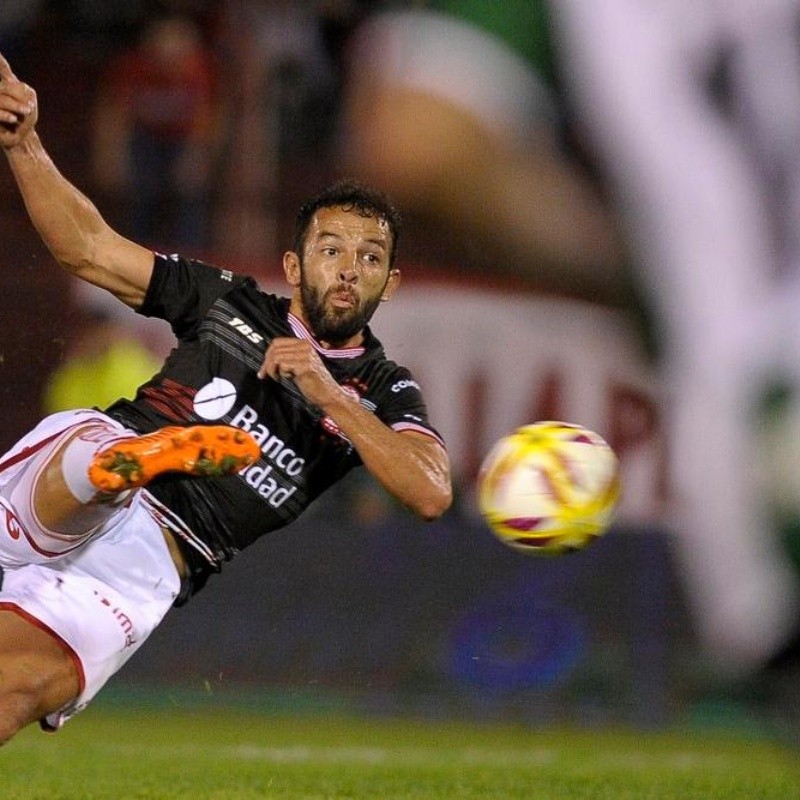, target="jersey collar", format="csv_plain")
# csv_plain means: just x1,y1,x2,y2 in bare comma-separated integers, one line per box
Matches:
287,312,366,359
